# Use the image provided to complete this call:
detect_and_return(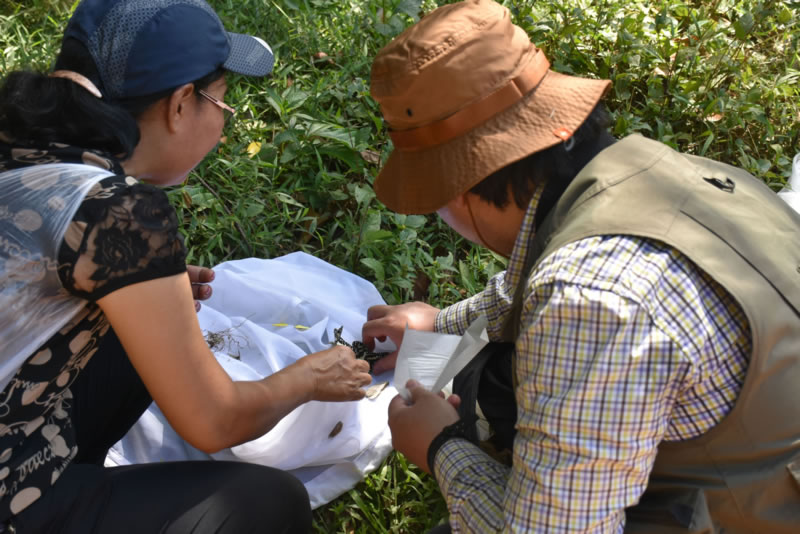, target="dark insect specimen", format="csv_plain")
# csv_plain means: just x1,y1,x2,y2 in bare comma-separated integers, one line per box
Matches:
332,326,389,372
328,421,343,438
